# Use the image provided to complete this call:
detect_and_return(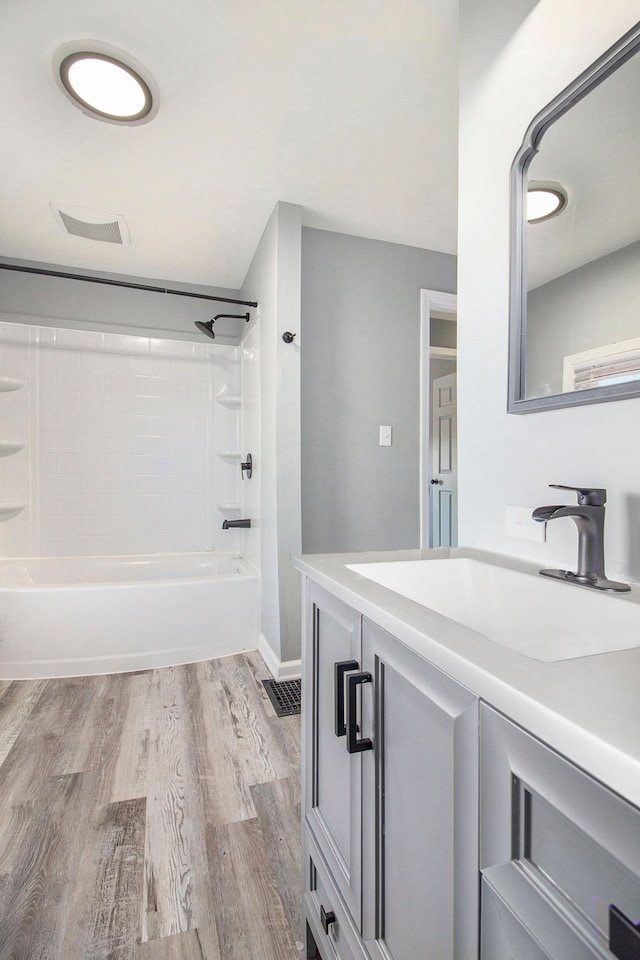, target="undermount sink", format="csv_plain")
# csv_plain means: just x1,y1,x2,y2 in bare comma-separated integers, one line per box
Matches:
346,557,640,661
